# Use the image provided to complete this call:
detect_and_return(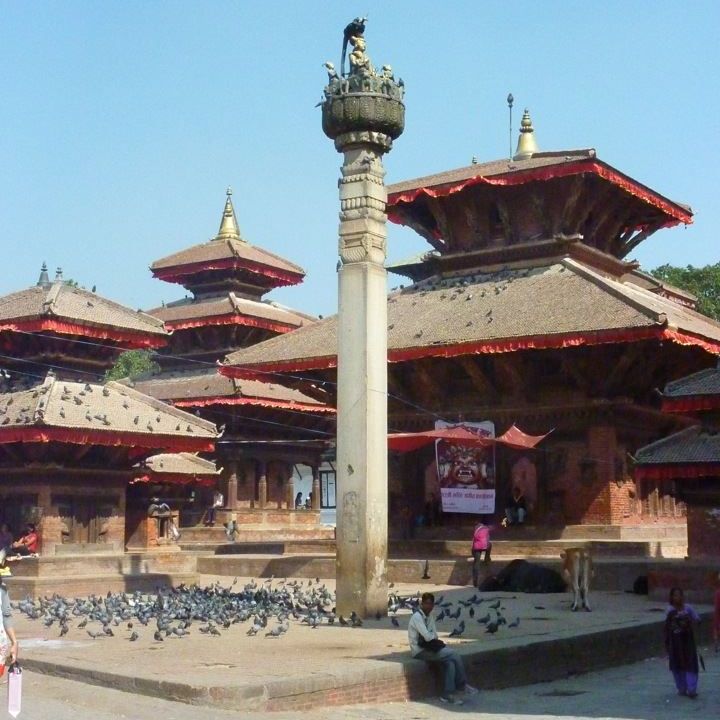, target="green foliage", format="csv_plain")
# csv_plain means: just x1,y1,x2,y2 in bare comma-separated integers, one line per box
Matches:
105,350,160,381
649,262,720,322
